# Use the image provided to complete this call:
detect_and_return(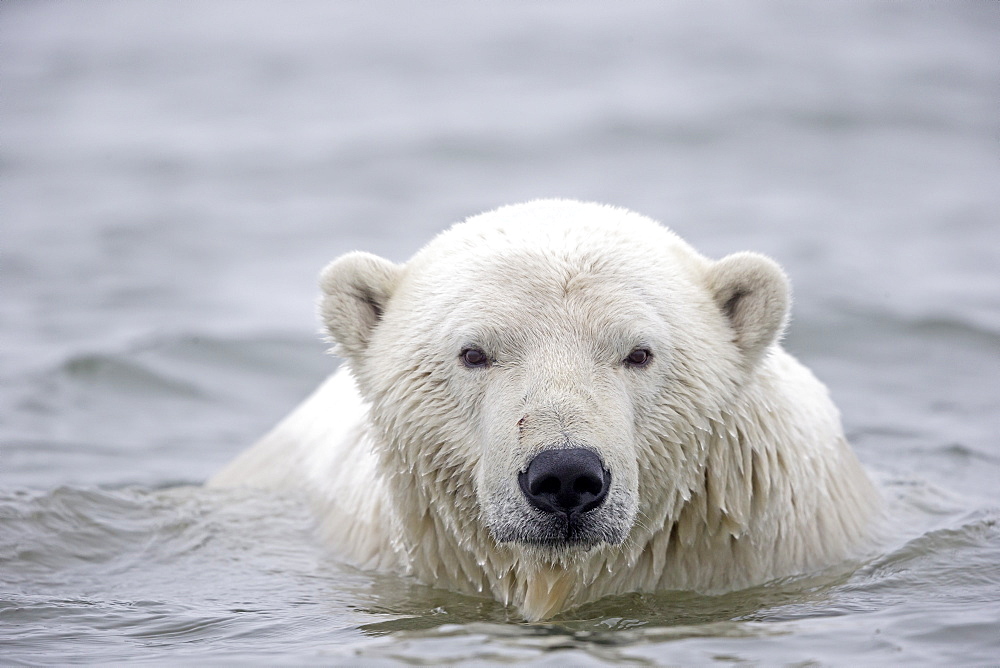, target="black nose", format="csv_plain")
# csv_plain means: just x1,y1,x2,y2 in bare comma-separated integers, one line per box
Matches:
518,448,611,517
